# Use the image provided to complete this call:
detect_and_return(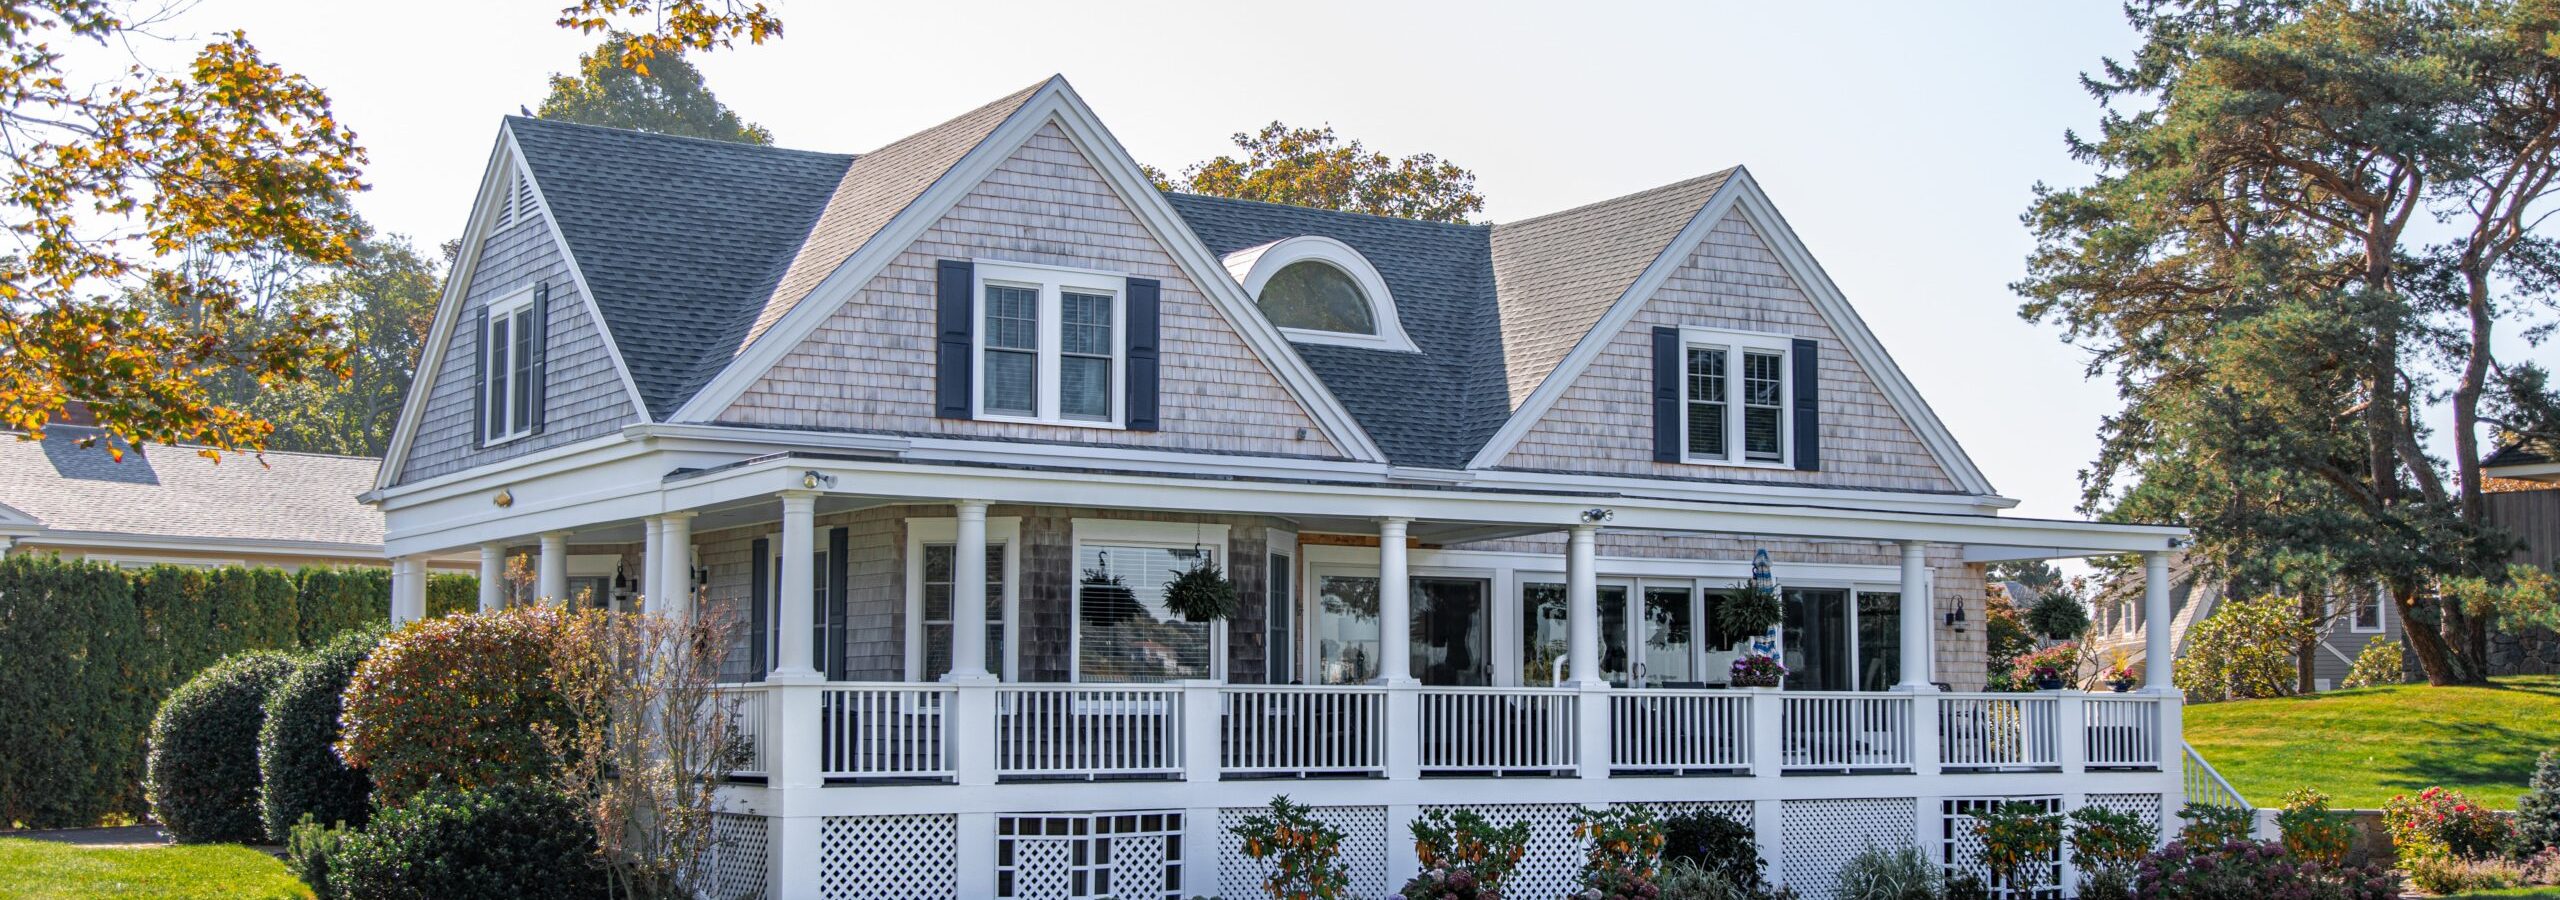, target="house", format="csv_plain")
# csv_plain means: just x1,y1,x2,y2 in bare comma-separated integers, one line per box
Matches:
2484,438,2560,674
367,77,2189,900
2084,561,2399,692
0,418,456,572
